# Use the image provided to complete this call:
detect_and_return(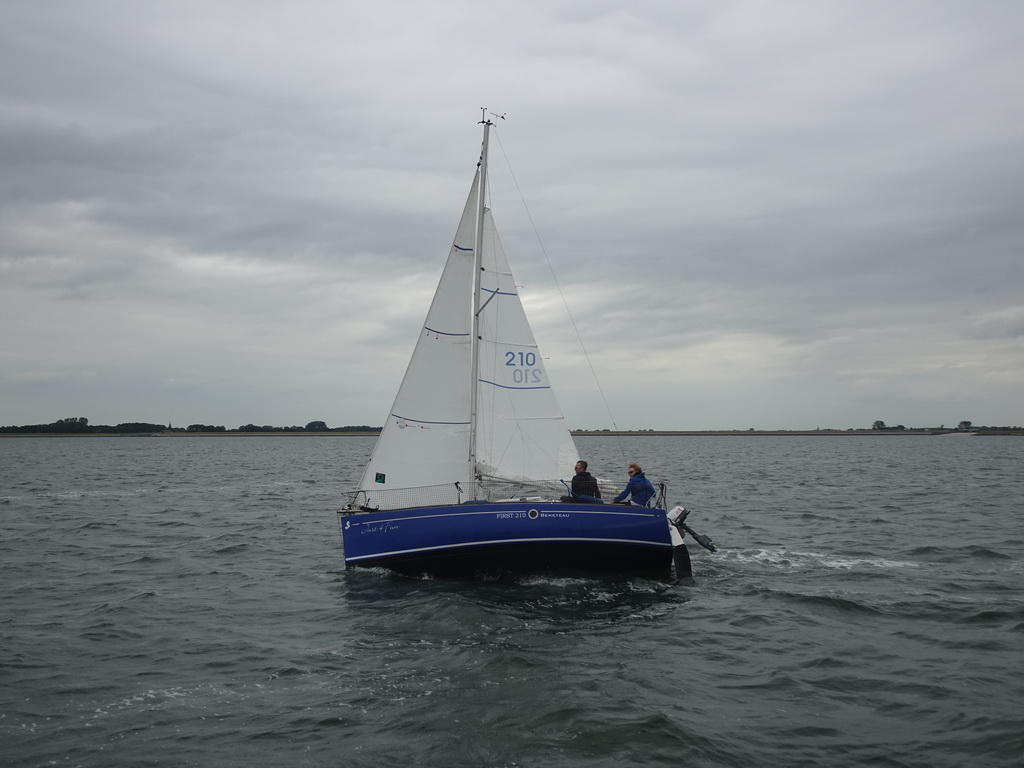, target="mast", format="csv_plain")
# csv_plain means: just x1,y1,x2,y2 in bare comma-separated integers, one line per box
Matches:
468,111,492,474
